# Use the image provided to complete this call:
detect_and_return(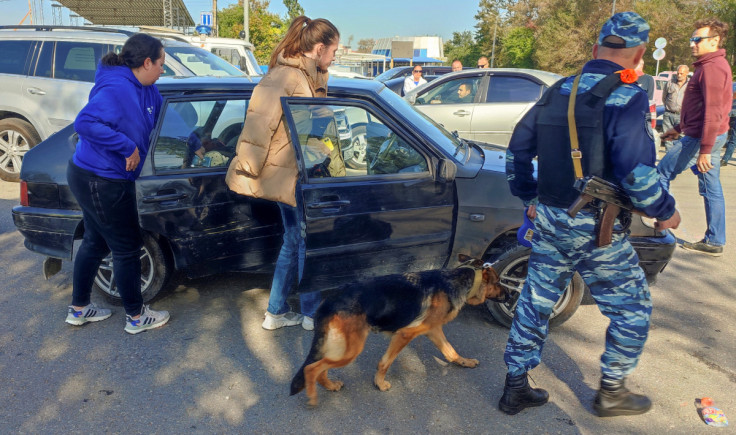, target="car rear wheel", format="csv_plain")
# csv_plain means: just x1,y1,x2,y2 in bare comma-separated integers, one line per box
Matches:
485,244,584,328
345,125,368,169
93,233,172,304
0,118,41,182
